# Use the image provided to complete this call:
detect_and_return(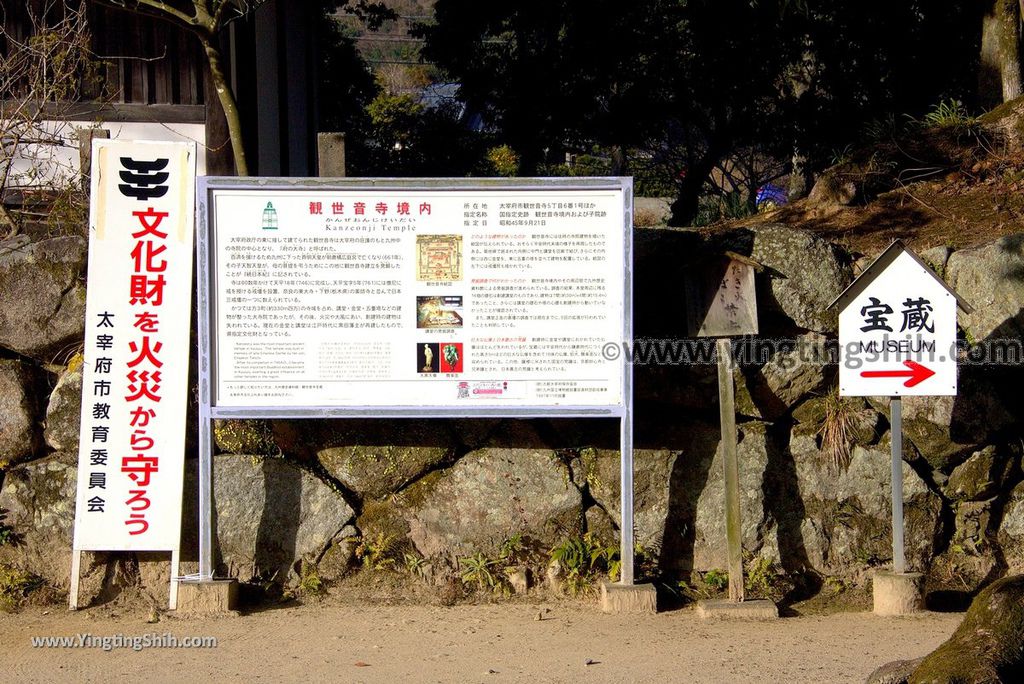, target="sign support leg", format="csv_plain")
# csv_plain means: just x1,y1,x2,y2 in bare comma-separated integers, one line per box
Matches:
198,406,214,581
716,338,744,602
169,548,180,610
619,413,634,586
890,397,906,574
68,549,82,611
